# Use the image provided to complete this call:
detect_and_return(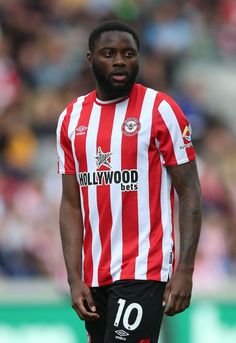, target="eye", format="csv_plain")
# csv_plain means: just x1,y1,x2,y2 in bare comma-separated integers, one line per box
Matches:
124,50,137,58
103,50,113,57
